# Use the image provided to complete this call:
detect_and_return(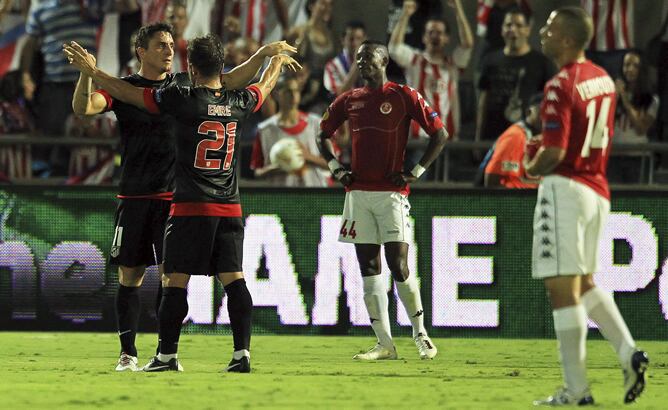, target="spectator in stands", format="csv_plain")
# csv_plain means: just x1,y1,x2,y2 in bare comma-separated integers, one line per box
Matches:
20,0,99,175
476,0,531,61
386,0,442,83
166,0,188,73
608,50,659,183
476,7,555,142
211,0,292,45
483,92,542,188
0,70,34,181
389,0,473,140
323,20,366,97
581,0,634,79
251,75,330,187
286,0,335,113
64,113,116,185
